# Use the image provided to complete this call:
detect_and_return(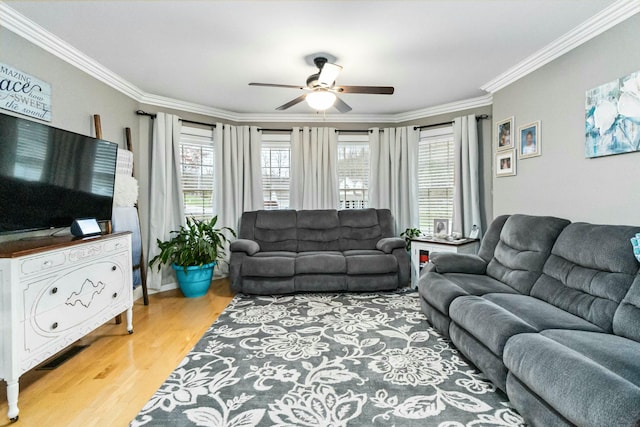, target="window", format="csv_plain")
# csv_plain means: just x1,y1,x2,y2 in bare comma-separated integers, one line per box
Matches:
417,127,455,234
261,133,291,210
179,126,215,221
337,134,370,209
